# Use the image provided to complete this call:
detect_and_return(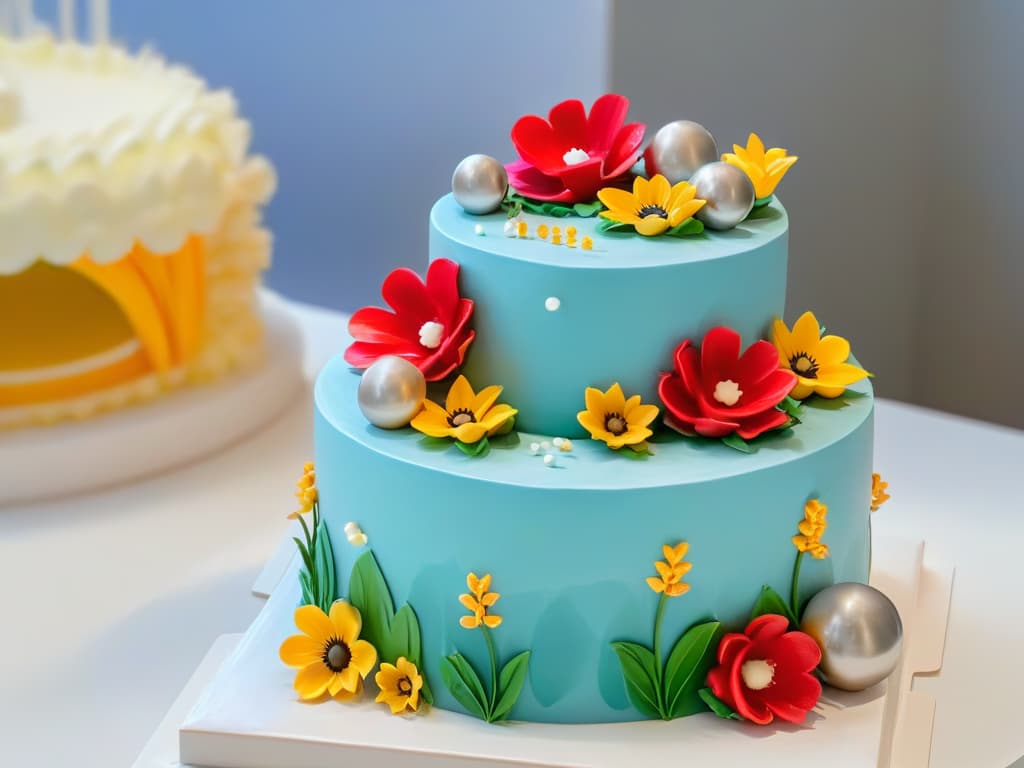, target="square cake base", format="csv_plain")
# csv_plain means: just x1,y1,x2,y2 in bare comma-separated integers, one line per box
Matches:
156,536,950,768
